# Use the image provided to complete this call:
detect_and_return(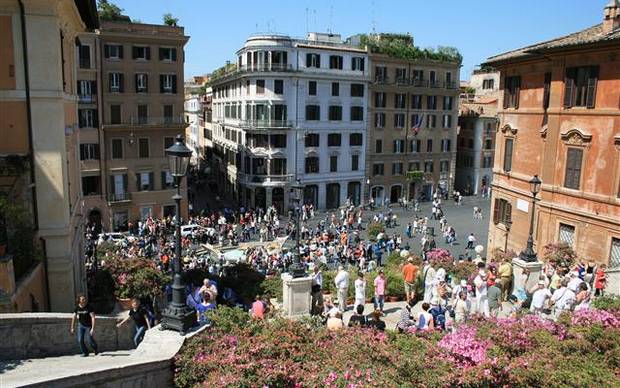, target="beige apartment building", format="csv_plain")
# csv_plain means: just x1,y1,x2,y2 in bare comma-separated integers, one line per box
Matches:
77,20,189,231
0,0,98,312
366,53,460,204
